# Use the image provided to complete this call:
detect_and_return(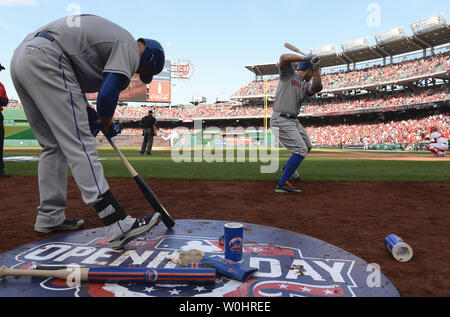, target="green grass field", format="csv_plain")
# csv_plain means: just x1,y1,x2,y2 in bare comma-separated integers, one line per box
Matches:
3,147,450,182
4,126,31,138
